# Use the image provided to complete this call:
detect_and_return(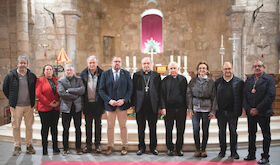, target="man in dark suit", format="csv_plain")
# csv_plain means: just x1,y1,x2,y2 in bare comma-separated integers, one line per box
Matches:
161,61,188,156
99,56,133,155
80,56,104,153
215,62,244,159
243,60,276,164
131,57,161,155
